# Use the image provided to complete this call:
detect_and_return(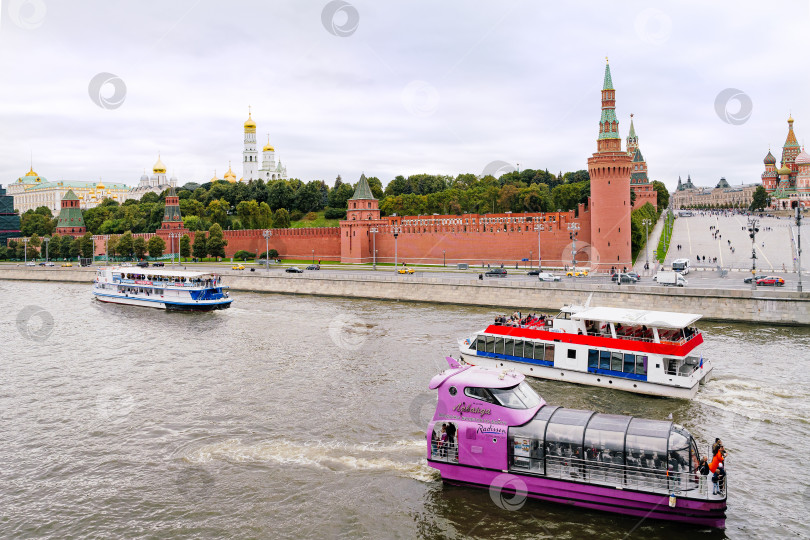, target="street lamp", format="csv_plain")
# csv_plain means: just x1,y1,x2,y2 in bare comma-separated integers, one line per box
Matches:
443,250,446,267
44,236,51,263
312,249,315,265
168,232,182,266
642,218,652,270
567,222,580,270
23,237,28,264
534,223,545,271
748,217,759,291
262,229,272,273
796,206,803,292
369,227,378,270
392,226,400,270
